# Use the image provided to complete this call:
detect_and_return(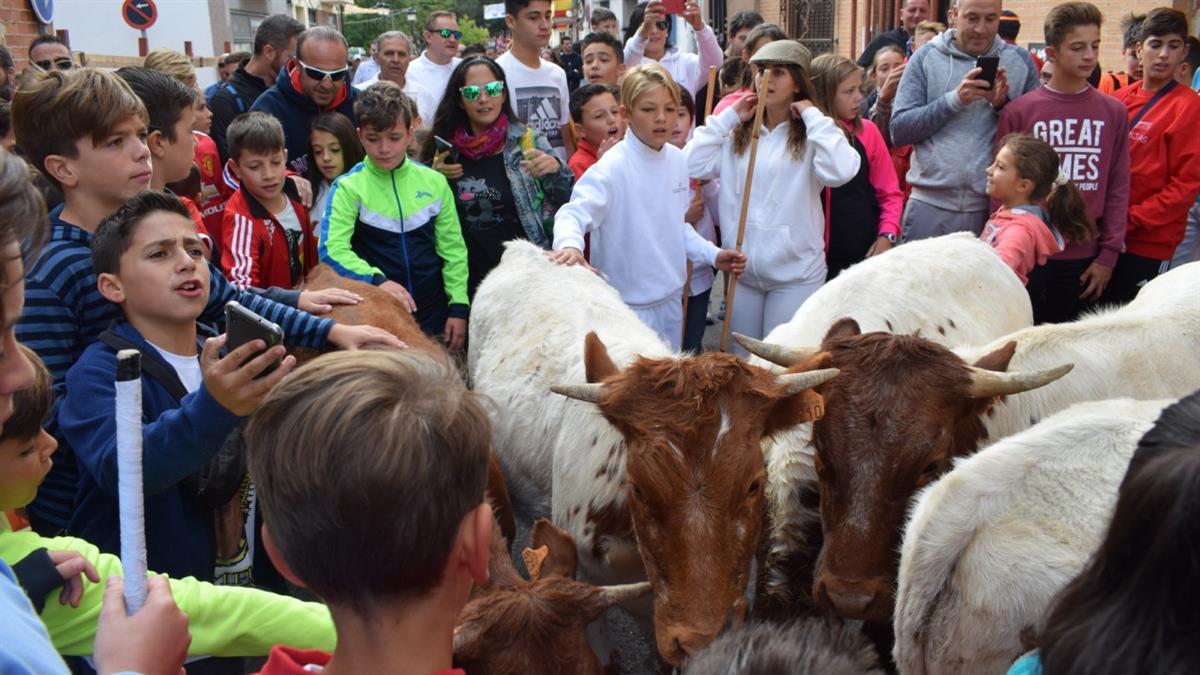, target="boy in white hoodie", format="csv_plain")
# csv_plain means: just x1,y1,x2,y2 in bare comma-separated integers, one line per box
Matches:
550,64,745,349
